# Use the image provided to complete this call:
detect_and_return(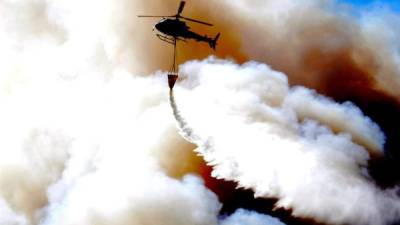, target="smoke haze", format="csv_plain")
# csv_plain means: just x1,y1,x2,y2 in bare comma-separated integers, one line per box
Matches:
1,0,400,225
